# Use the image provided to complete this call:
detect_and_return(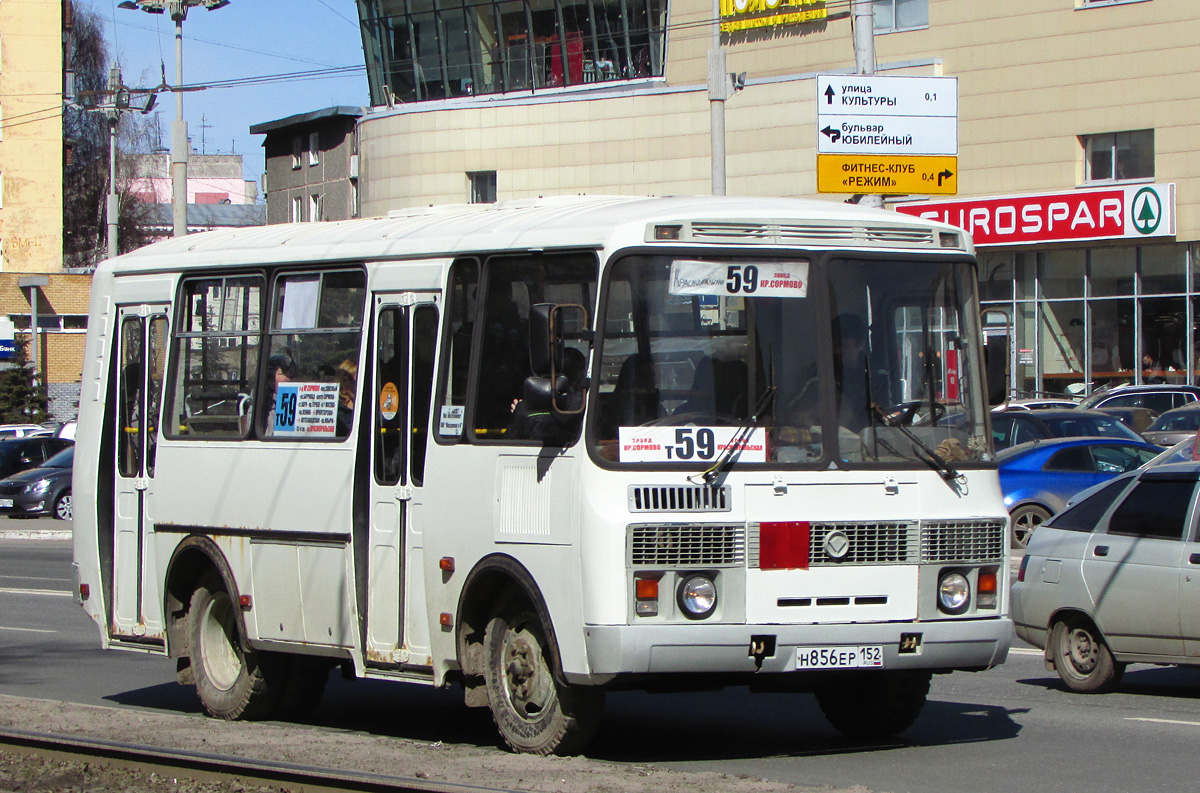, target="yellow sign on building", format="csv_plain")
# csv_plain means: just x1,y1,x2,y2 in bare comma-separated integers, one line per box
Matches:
719,0,826,33
817,154,958,195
